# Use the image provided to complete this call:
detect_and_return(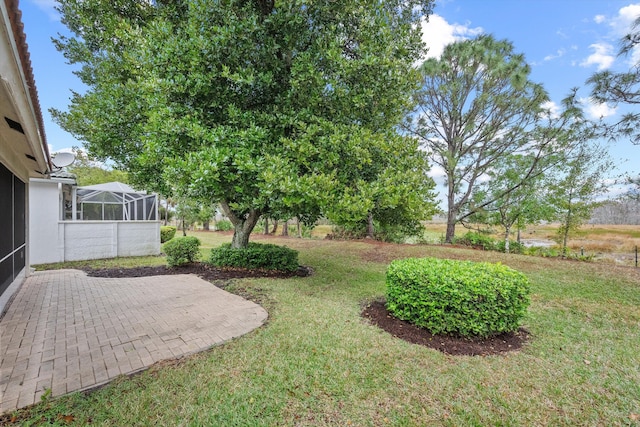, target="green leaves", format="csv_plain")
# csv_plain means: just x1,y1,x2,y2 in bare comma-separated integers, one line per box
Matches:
163,236,201,267
546,142,613,254
53,0,434,247
587,16,640,144
386,257,530,337
407,34,568,242
209,243,299,272
160,226,177,243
